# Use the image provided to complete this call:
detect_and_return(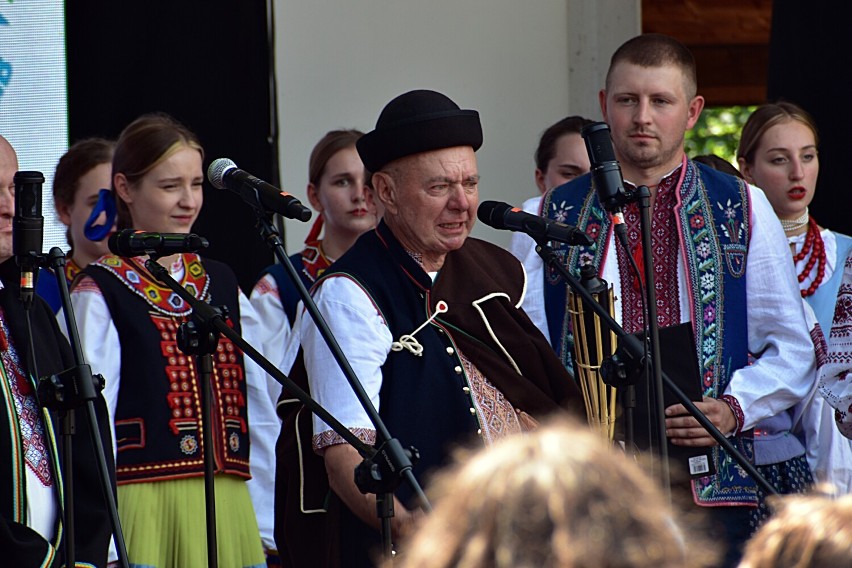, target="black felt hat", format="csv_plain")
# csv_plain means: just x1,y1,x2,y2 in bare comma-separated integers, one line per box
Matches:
356,89,482,172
